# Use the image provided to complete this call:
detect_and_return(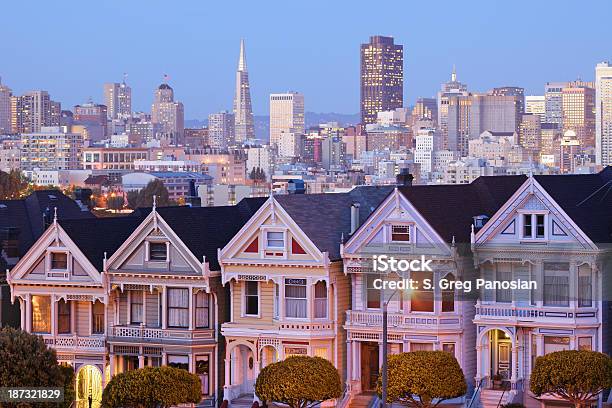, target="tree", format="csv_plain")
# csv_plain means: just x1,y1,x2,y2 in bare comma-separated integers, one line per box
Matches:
0,327,75,407
126,179,173,209
0,170,27,199
249,167,266,183
255,356,342,408
530,350,612,408
379,351,467,408
101,366,201,408
106,195,125,211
